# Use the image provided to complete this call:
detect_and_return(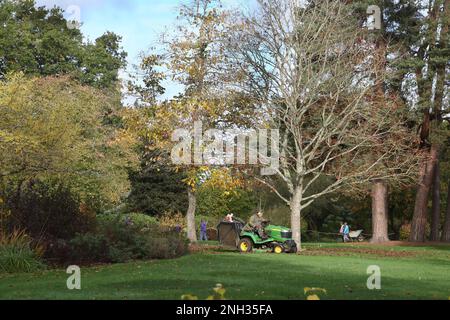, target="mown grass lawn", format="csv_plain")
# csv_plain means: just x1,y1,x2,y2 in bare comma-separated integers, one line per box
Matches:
0,243,449,300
